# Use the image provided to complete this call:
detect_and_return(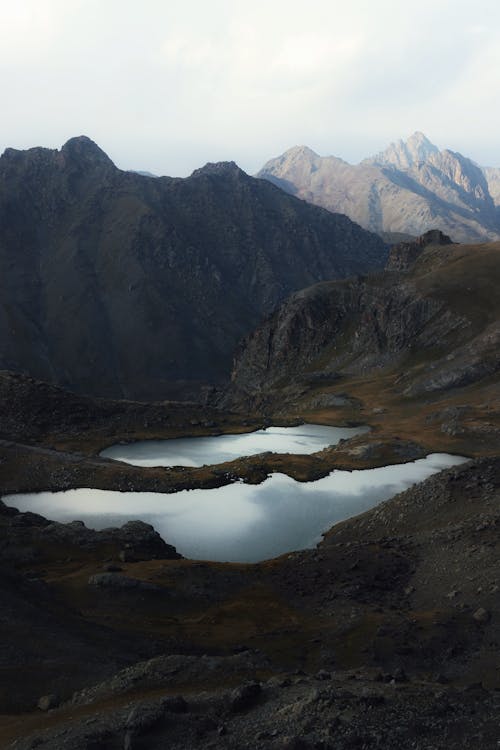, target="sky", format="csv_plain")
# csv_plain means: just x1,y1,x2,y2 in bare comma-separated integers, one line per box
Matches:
1,0,500,176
